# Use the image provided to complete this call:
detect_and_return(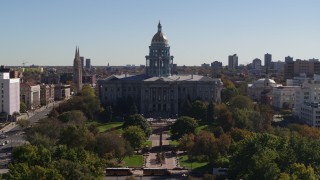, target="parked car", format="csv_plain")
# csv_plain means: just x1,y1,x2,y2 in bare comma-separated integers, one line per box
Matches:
0,135,7,139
